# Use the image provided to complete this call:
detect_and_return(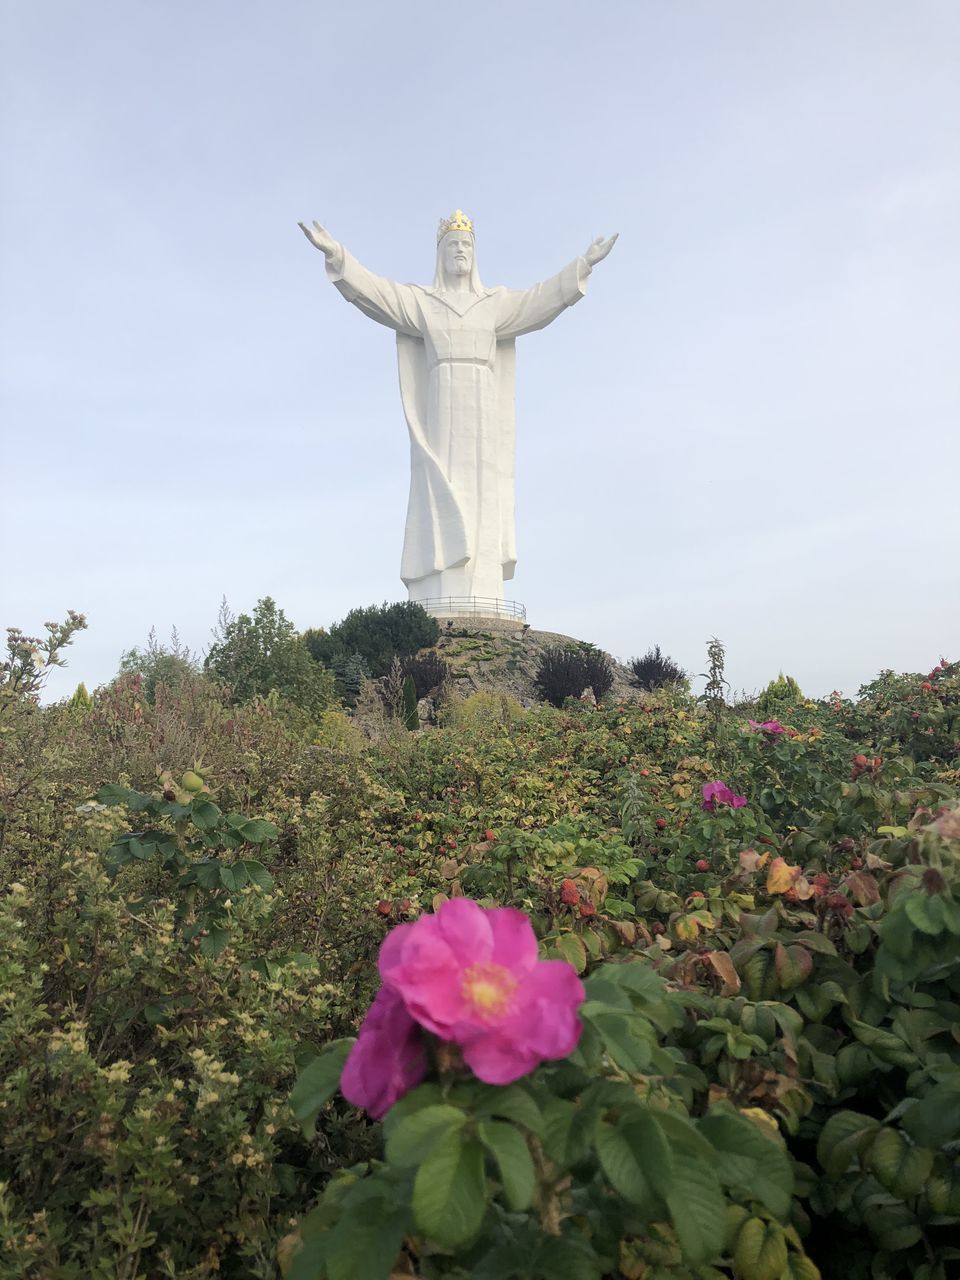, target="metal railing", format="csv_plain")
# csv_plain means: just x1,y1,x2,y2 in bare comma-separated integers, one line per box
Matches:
418,596,527,621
